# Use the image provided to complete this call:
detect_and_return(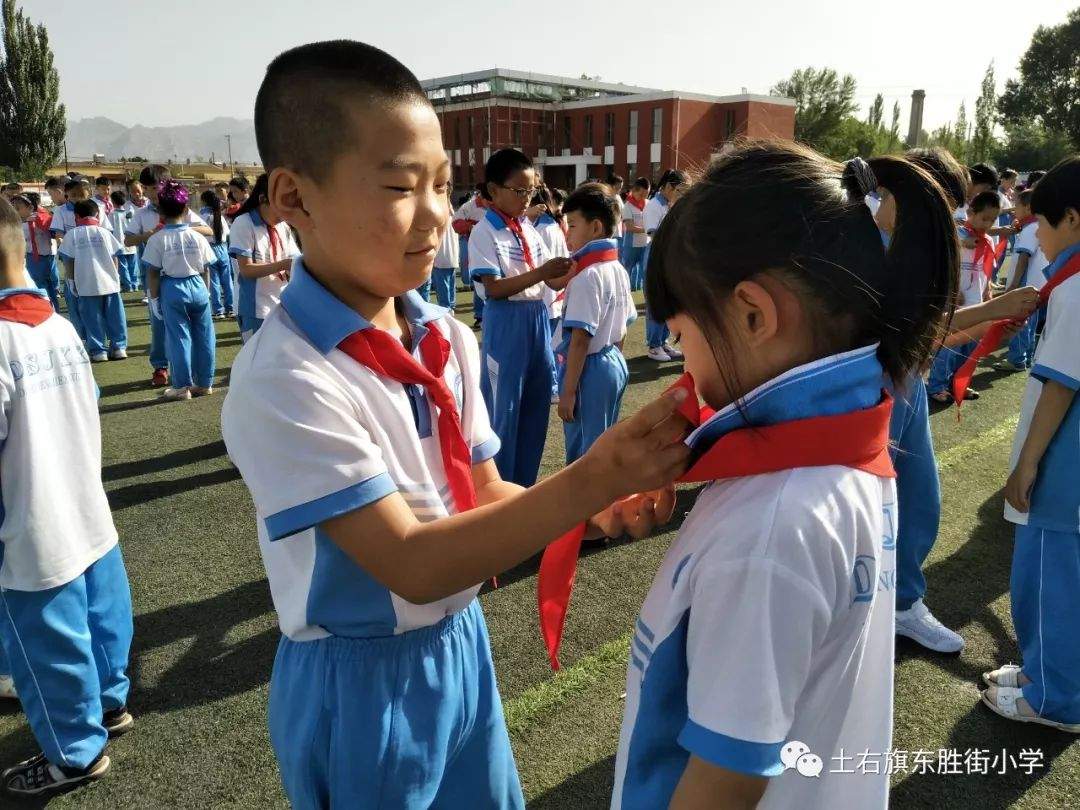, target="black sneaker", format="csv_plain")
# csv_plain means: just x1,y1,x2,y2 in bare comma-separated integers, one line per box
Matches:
2,752,110,798
103,706,134,738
